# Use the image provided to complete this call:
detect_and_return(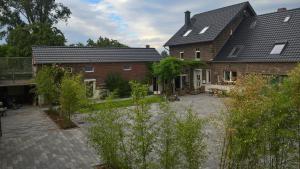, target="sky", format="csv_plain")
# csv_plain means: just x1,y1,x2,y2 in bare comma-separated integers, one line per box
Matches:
2,0,300,52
